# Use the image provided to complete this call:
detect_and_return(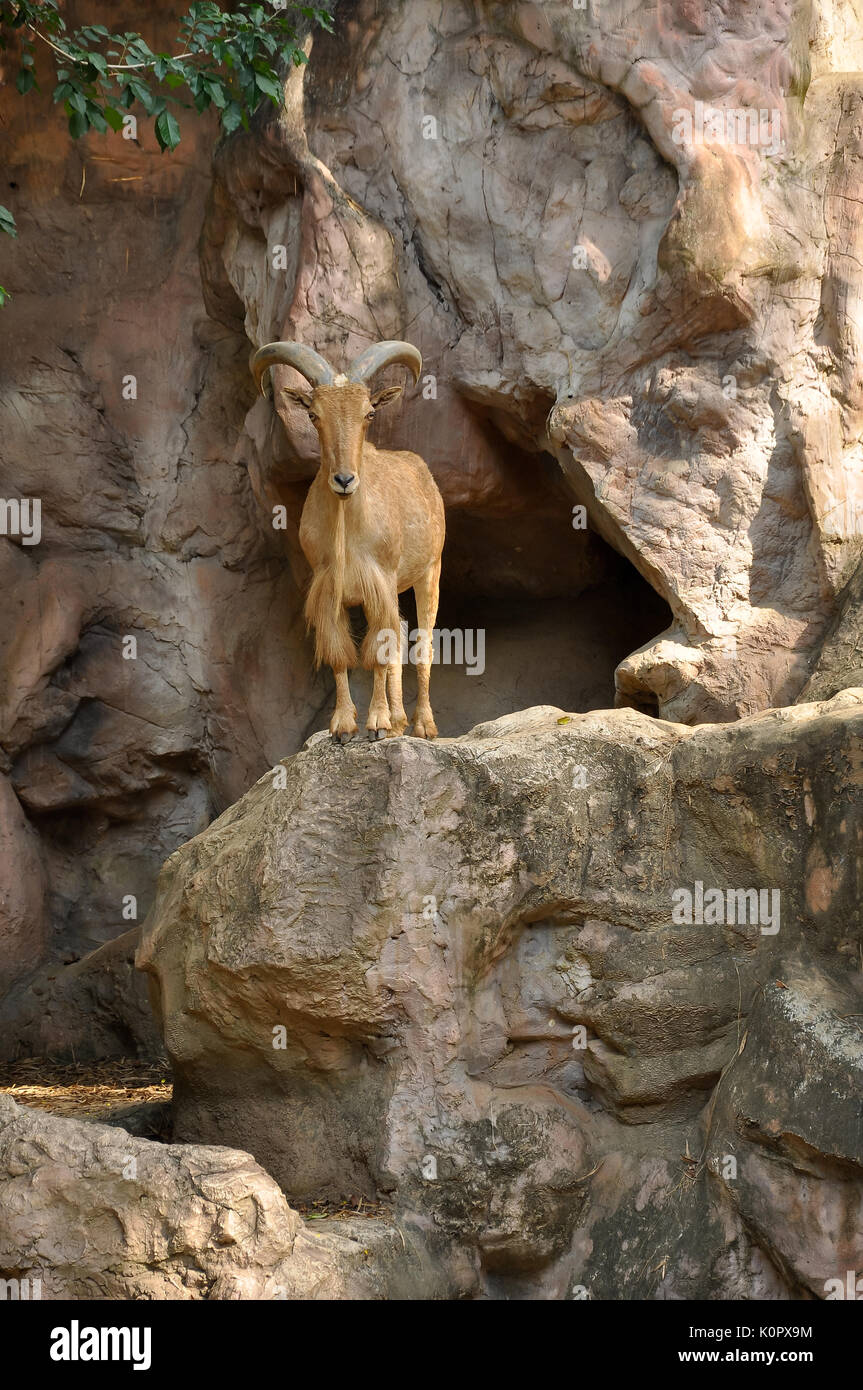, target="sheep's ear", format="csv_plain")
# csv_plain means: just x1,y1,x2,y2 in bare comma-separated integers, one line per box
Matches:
370,383,404,409
281,386,314,411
